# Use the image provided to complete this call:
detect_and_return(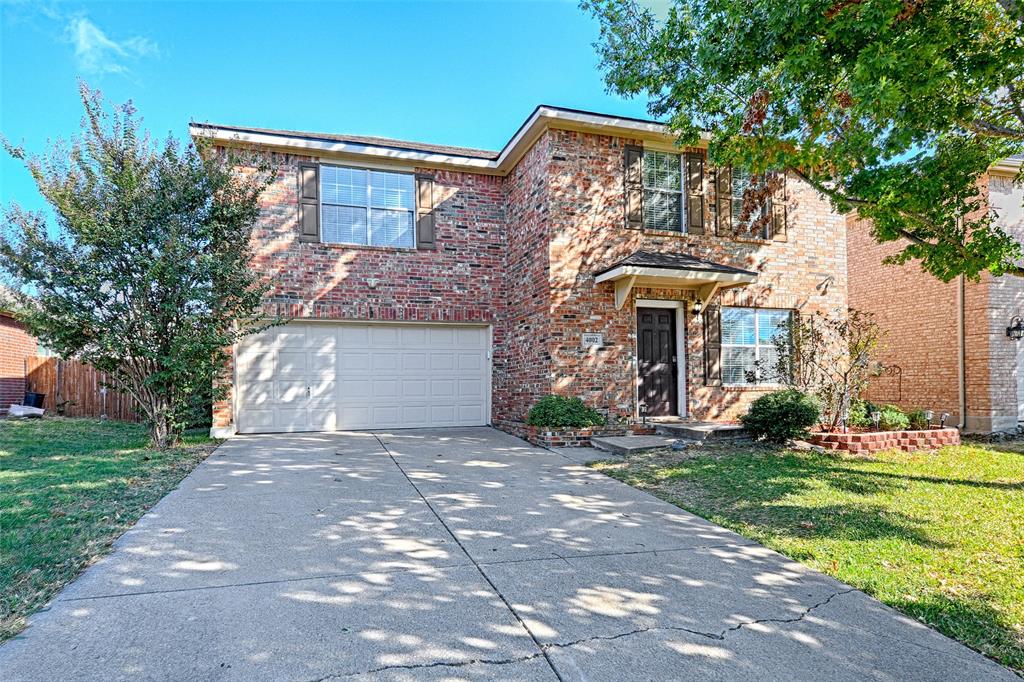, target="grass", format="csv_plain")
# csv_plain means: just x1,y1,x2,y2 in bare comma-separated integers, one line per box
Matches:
0,417,217,641
591,441,1024,674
